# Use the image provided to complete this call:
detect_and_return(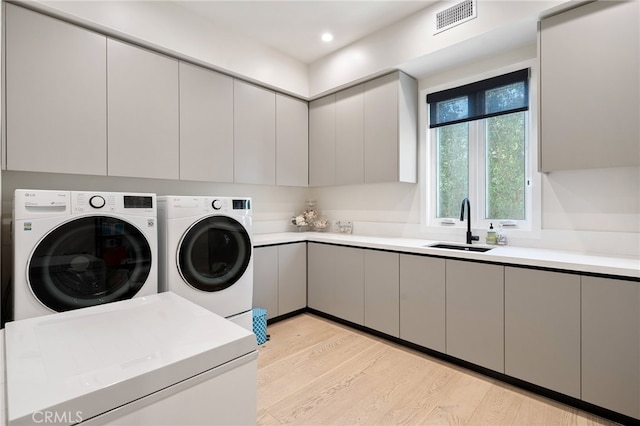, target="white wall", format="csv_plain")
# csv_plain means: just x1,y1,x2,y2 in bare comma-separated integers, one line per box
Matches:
308,0,565,97
309,44,640,257
27,0,309,97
